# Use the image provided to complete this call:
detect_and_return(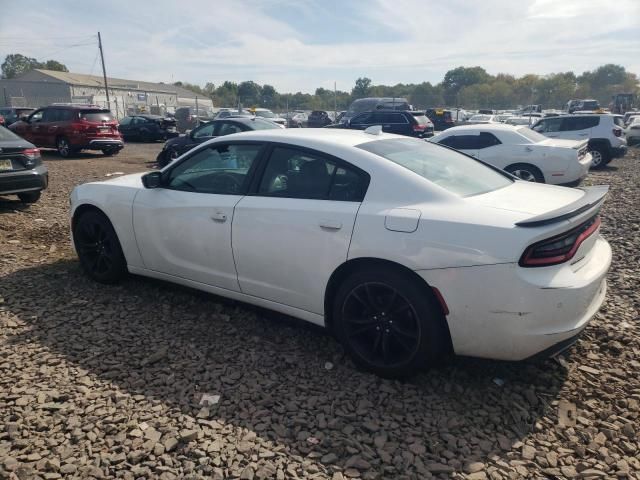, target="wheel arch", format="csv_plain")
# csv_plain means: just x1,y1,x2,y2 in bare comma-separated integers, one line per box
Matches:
504,162,545,182
324,257,452,350
71,203,108,231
